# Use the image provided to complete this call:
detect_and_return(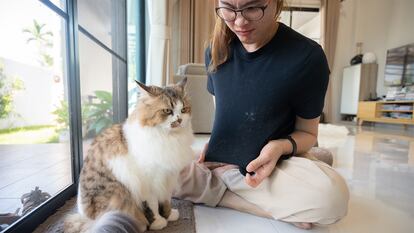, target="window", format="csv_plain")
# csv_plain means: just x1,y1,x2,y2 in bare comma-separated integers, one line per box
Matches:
77,0,128,155
280,7,321,44
0,1,73,231
127,0,146,113
0,0,129,232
